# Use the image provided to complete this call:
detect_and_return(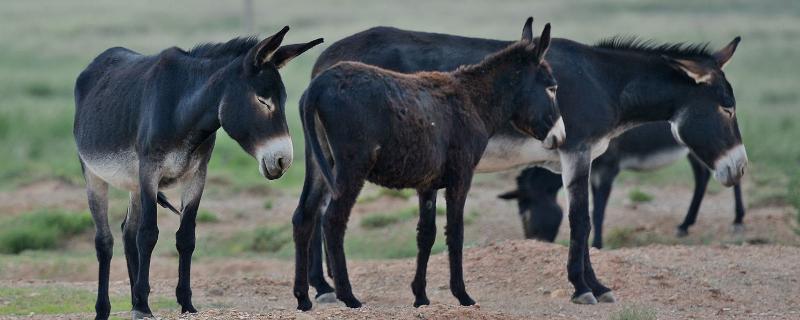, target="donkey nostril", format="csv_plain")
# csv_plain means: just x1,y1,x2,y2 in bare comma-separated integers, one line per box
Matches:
277,157,286,171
